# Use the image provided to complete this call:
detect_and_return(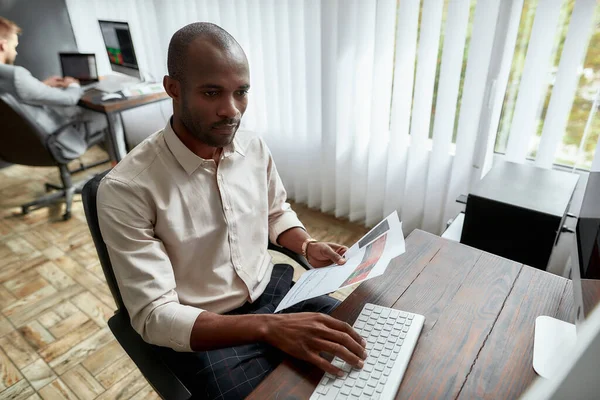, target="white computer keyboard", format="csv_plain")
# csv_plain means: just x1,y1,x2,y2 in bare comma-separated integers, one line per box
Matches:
310,303,425,400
